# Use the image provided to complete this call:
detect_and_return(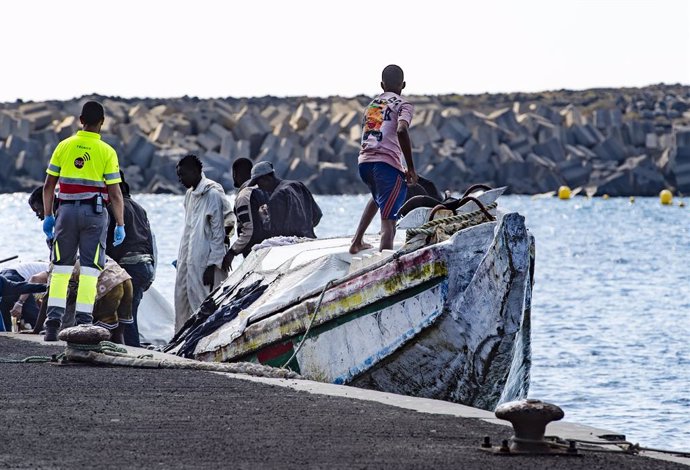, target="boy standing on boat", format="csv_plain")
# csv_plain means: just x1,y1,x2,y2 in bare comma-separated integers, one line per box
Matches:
41,101,126,341
350,64,417,254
